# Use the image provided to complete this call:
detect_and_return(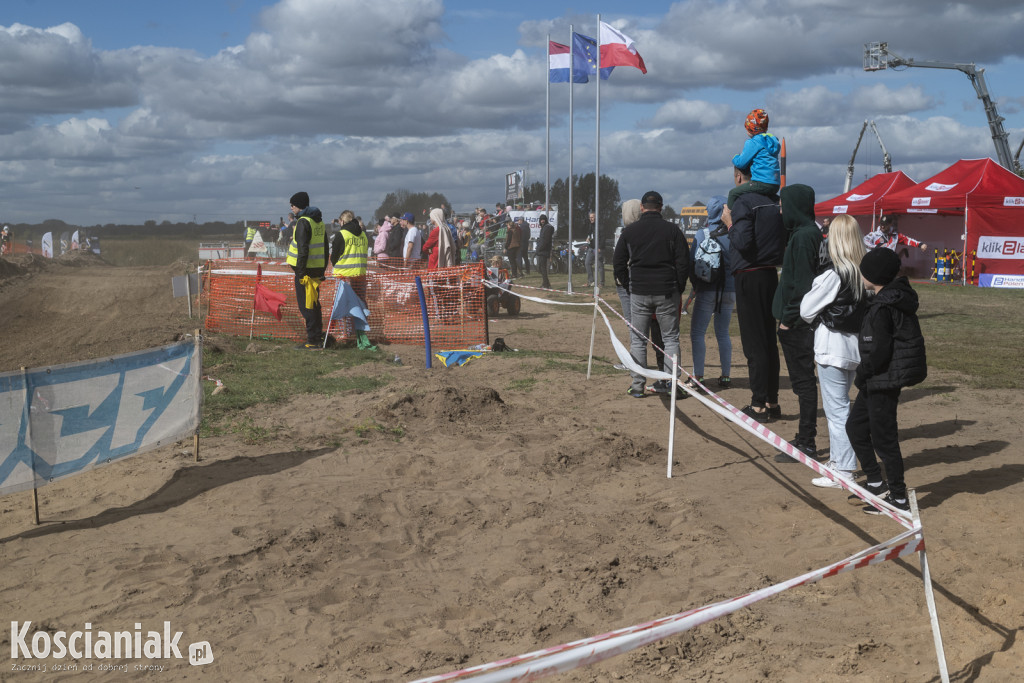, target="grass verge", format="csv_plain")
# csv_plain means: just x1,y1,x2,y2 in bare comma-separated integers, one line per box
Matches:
201,335,388,437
